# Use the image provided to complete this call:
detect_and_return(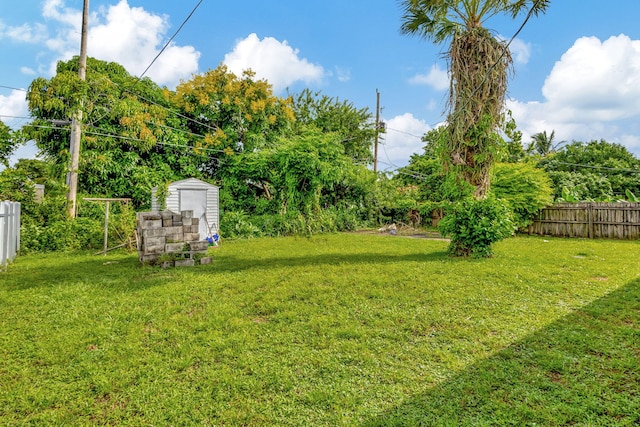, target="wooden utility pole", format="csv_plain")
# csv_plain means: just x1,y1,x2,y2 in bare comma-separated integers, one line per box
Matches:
373,89,380,173
67,0,90,218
